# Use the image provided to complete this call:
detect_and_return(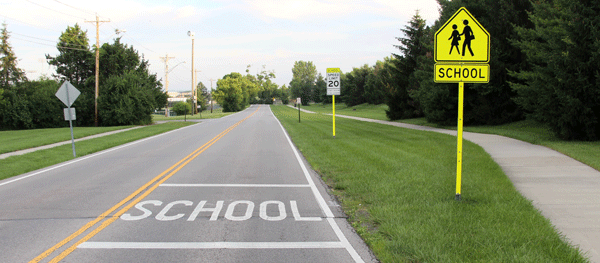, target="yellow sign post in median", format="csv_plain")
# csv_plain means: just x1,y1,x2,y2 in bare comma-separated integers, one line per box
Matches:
434,7,490,201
